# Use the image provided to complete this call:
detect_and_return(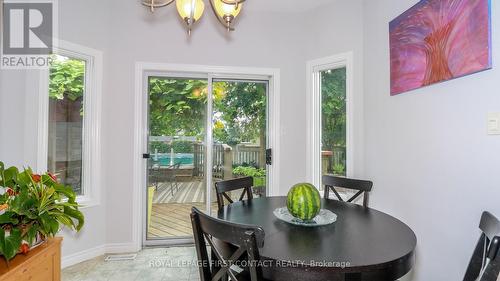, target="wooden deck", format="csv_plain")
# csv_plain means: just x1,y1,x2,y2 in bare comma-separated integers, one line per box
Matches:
153,181,207,204
147,179,258,239
148,202,219,238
